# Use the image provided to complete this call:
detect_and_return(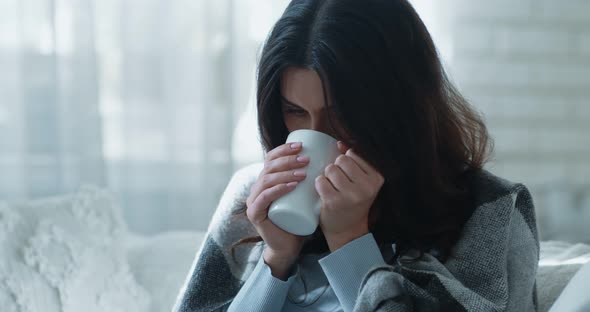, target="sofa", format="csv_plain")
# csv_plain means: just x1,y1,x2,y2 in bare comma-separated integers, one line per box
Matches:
0,185,588,311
